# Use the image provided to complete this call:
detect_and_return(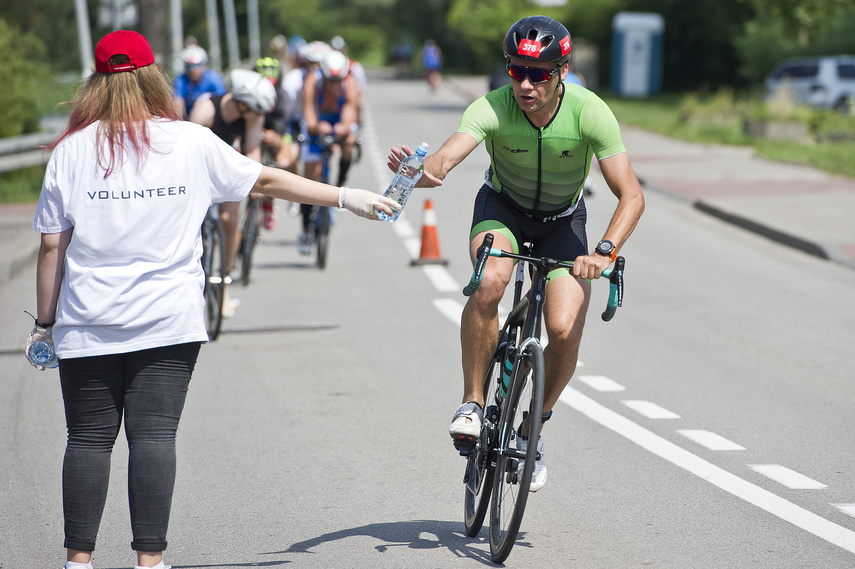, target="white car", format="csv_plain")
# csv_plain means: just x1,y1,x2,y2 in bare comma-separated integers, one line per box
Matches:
764,55,855,113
